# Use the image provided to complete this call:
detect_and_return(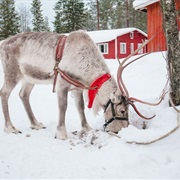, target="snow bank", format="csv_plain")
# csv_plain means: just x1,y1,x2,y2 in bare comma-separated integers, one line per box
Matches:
0,52,180,179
